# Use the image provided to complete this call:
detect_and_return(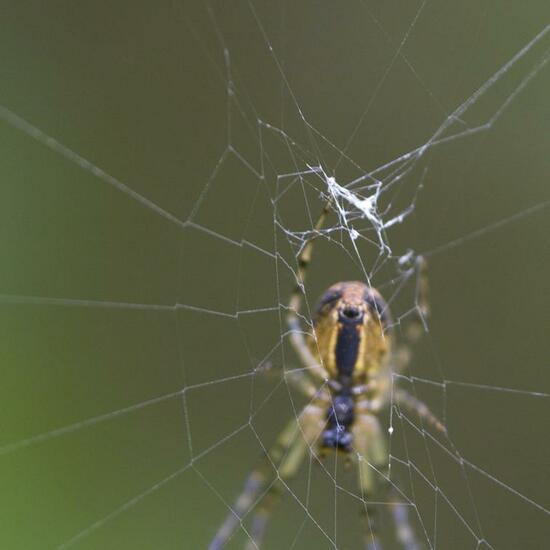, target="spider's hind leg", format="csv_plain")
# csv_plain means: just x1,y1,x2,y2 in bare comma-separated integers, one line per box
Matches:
285,201,333,384
392,258,447,436
393,256,430,372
